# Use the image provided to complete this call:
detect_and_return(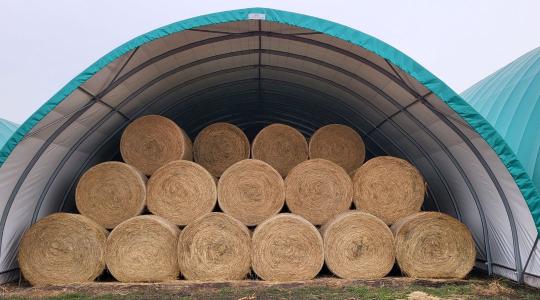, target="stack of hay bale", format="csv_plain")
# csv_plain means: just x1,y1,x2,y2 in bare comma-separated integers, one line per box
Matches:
18,115,476,286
